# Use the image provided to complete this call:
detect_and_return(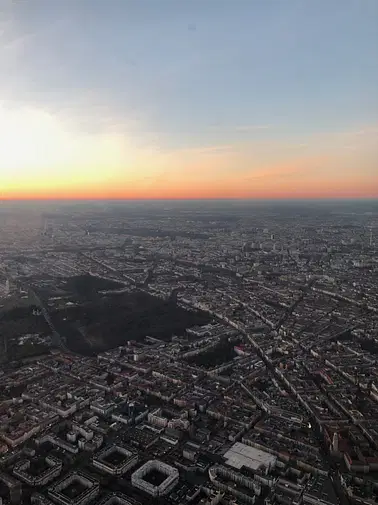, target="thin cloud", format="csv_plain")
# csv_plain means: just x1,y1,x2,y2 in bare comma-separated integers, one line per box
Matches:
244,168,302,182
207,124,270,133
343,145,357,150
331,126,378,139
196,144,235,154
0,32,35,61
235,125,270,132
242,155,330,183
352,128,378,136
171,144,235,157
